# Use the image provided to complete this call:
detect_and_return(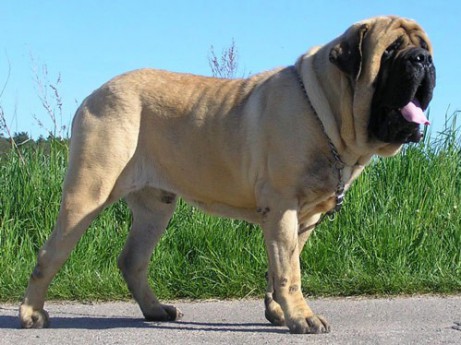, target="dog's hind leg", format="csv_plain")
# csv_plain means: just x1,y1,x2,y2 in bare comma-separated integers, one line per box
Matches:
118,188,181,321
19,167,126,328
19,105,139,328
